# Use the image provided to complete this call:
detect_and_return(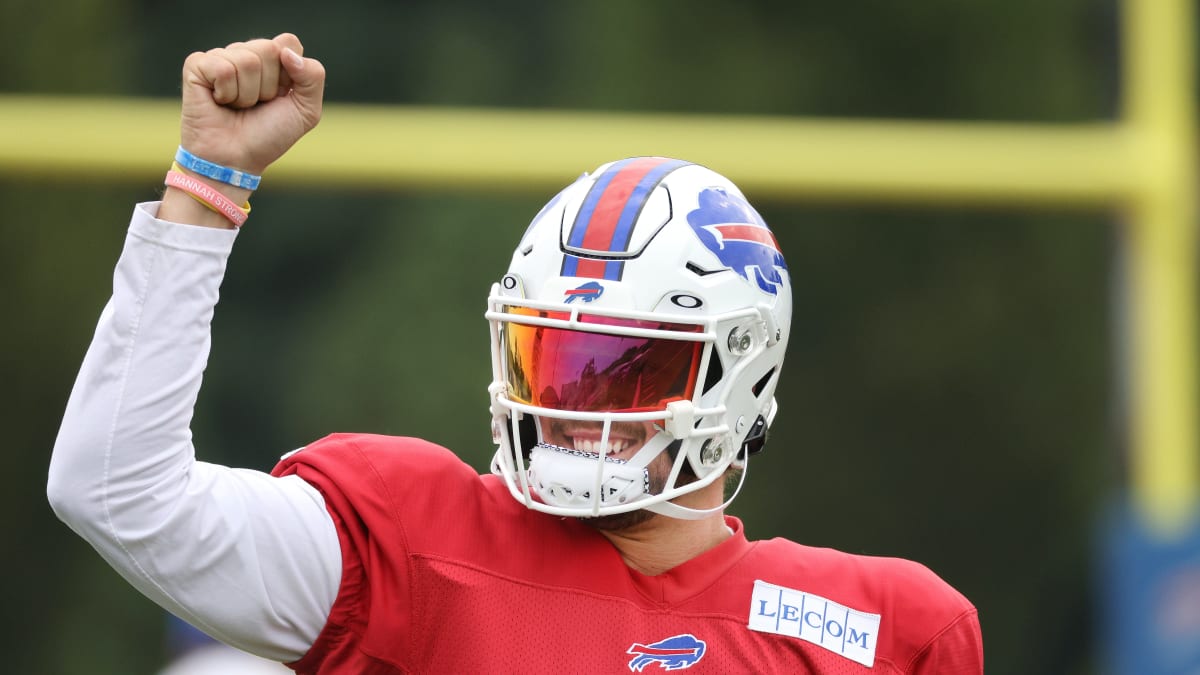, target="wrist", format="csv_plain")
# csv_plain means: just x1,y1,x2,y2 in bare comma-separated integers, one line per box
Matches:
177,135,269,176
175,146,263,190
160,167,253,230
